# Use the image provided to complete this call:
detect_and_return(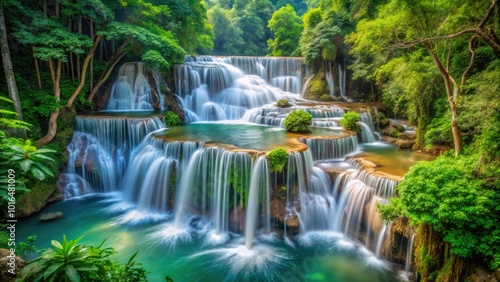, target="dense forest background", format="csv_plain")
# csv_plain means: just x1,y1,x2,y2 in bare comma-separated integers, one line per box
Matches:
1,0,500,281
